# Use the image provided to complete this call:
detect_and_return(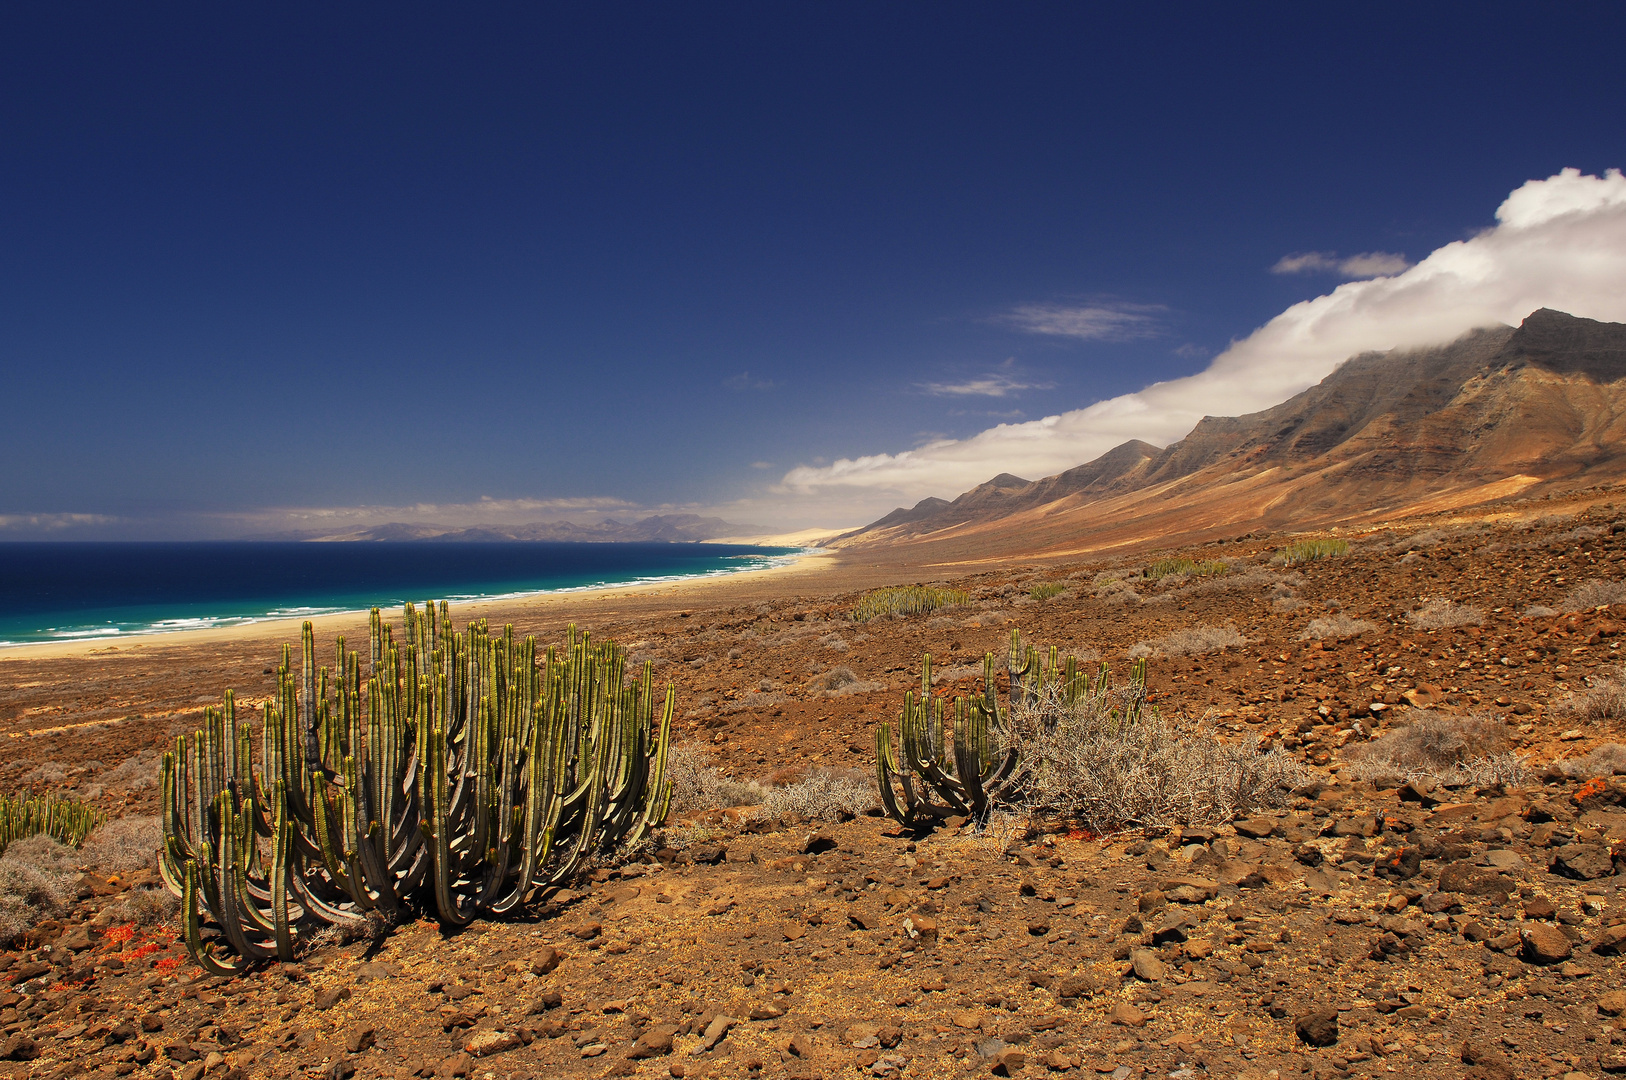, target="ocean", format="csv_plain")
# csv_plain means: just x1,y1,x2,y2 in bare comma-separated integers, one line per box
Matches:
0,541,801,645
